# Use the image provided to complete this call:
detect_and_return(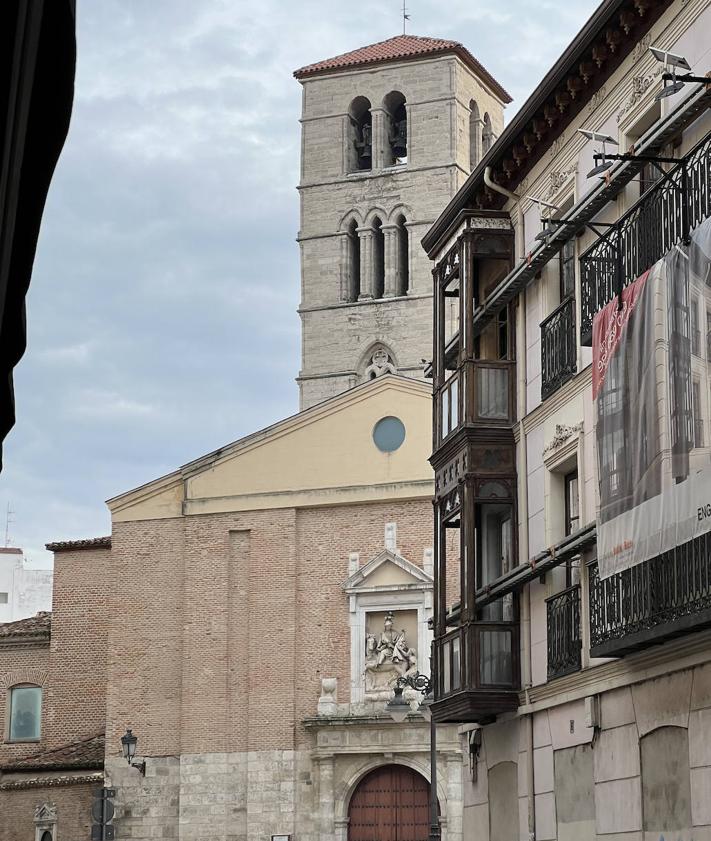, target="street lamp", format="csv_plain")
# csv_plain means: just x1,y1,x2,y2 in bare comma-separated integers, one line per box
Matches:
386,670,440,841
120,728,146,775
